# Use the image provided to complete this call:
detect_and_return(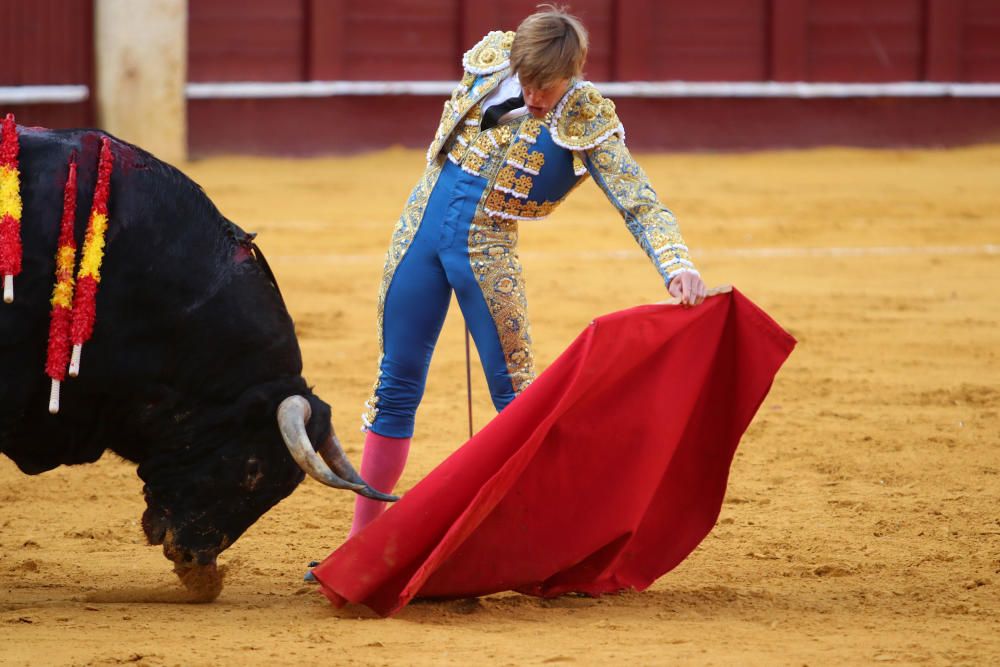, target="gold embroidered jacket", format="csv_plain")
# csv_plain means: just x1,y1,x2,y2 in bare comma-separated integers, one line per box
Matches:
424,30,699,284
366,32,702,412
